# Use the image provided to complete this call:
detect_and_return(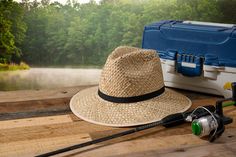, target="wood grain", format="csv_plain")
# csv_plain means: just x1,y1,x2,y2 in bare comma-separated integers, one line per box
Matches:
109,140,236,157
0,114,75,129
0,85,90,103
0,87,221,121
0,86,91,120
0,86,235,157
